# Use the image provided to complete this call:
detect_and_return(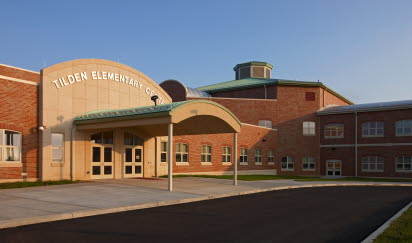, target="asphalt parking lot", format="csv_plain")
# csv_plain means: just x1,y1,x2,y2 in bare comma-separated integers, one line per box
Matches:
0,186,411,243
